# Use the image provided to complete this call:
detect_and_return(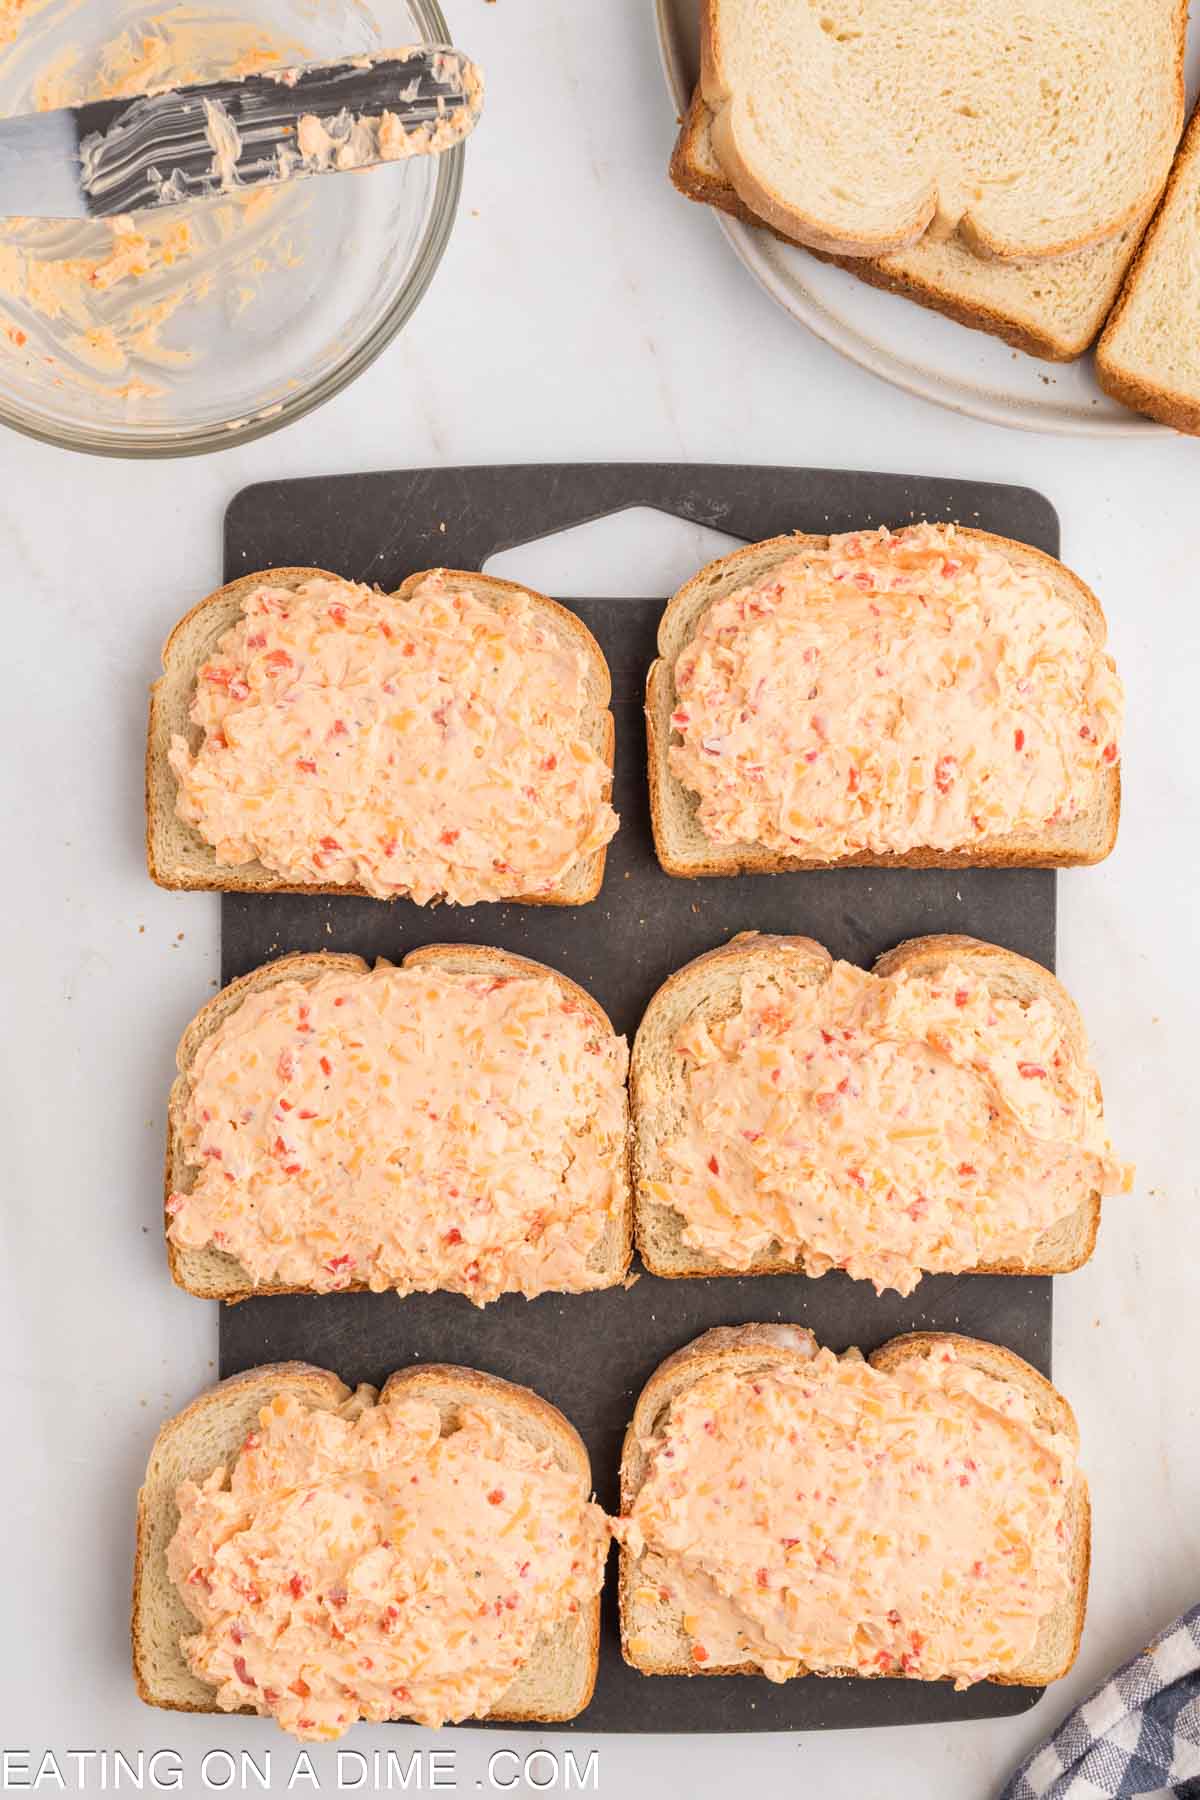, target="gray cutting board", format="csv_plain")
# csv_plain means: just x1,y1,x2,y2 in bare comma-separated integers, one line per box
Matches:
218,463,1060,1732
